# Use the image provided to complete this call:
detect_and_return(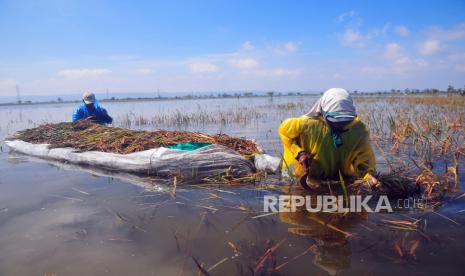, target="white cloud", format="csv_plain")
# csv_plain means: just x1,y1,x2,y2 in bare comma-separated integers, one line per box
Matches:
188,62,219,74
419,39,441,55
395,26,410,37
394,56,411,65
384,43,409,65
339,21,390,48
384,43,403,60
274,41,300,54
447,53,465,73
415,59,428,68
228,58,259,69
241,41,254,50
427,23,465,41
285,42,298,53
367,23,391,39
455,64,465,72
134,68,153,75
448,52,465,61
340,29,364,47
336,10,356,23
256,68,302,77
382,43,429,73
57,68,112,79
